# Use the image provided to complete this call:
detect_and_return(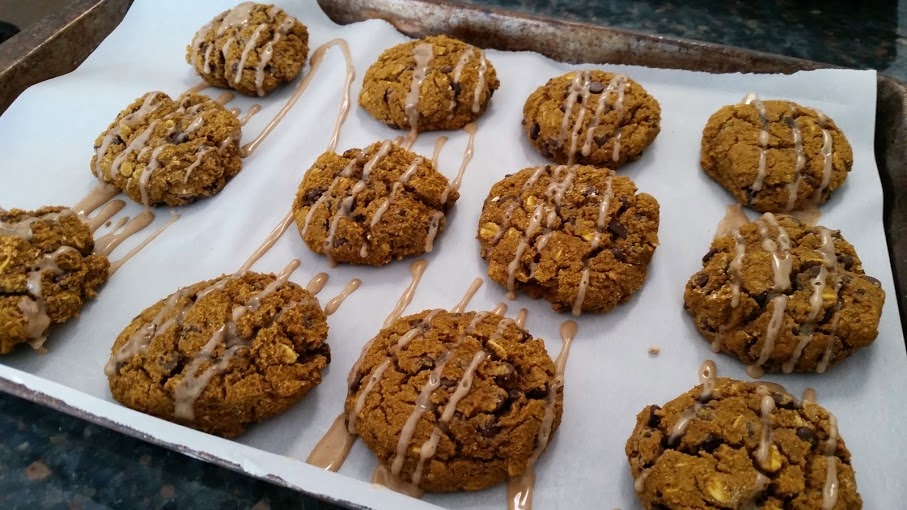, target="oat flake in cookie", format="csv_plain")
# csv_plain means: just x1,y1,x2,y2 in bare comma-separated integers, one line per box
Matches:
187,2,309,97
626,368,862,509
91,92,242,207
105,262,329,438
359,35,500,132
522,70,661,167
701,95,853,213
684,213,883,375
293,141,459,266
478,165,659,314
345,310,561,492
0,207,109,354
